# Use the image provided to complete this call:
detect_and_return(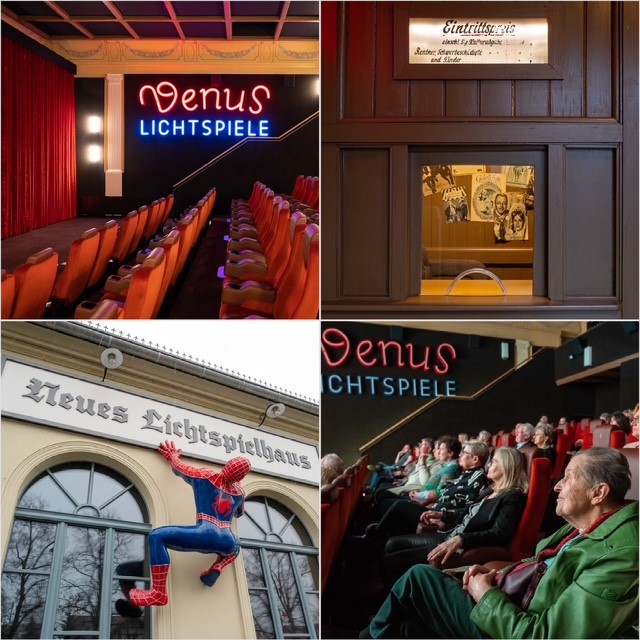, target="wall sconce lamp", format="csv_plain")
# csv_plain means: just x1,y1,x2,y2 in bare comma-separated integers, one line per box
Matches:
501,342,510,360
583,346,593,368
100,347,124,381
87,115,103,133
87,144,103,163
